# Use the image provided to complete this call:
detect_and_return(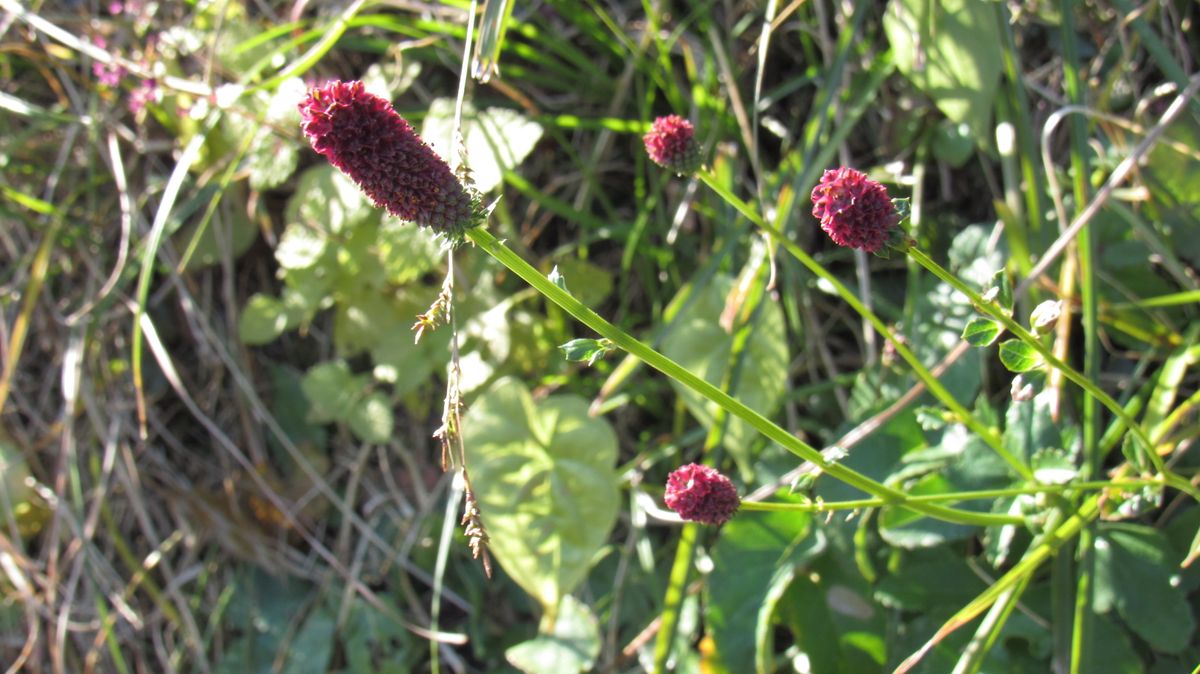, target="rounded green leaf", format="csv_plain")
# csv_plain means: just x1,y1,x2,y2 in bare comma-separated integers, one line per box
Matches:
505,595,600,674
347,391,394,444
661,275,788,479
998,339,1044,373
463,377,620,613
962,317,1002,347
301,361,364,423
238,293,288,345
